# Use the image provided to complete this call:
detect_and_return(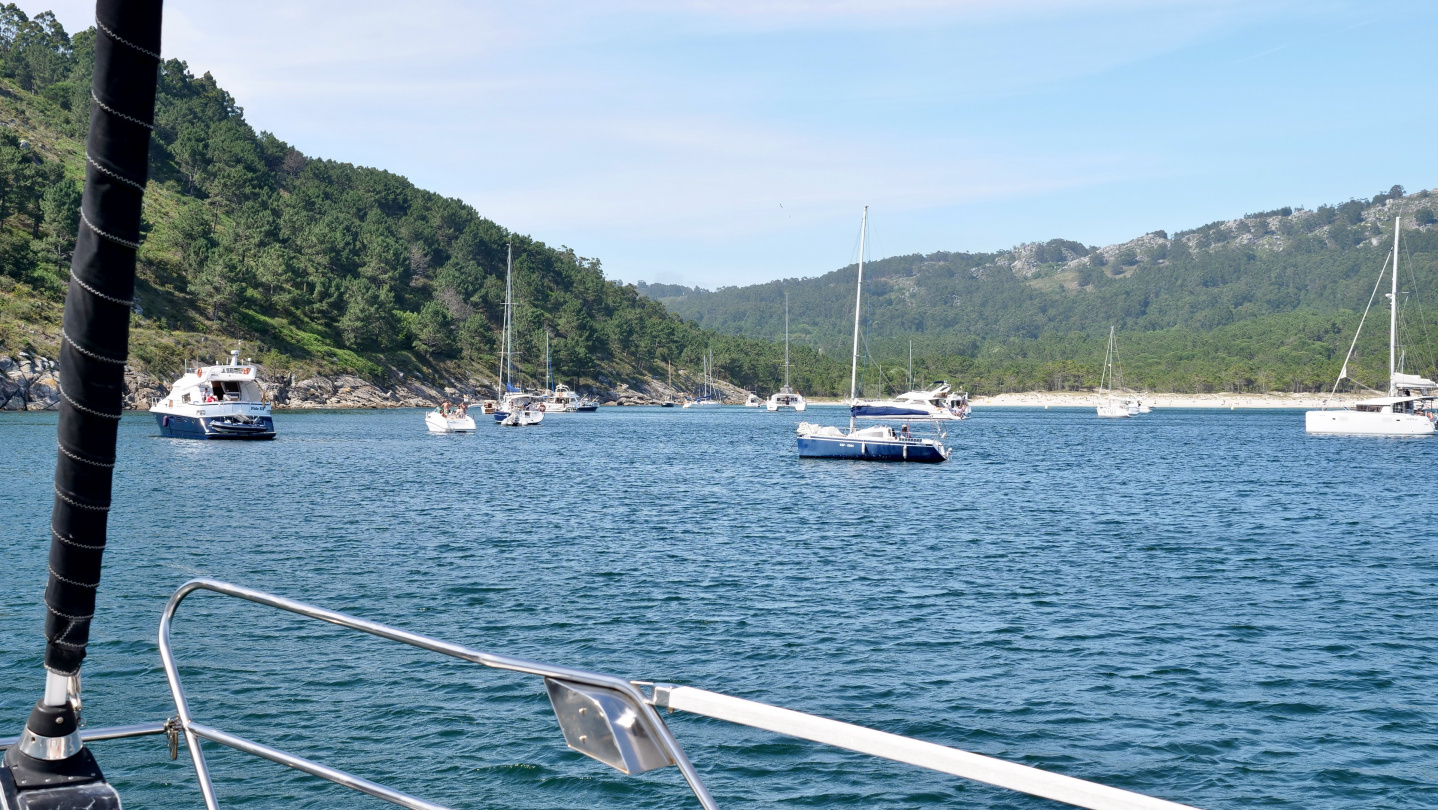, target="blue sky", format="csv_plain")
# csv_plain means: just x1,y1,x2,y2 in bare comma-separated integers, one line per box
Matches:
45,1,1438,287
